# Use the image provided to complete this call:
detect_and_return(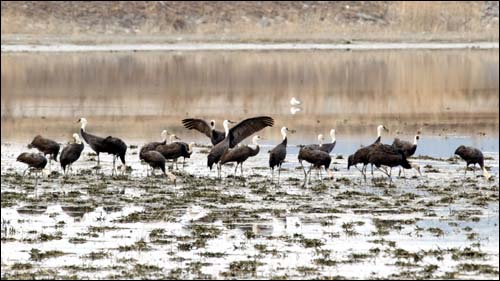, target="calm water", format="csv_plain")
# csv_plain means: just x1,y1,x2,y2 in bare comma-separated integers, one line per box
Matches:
1,49,498,151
